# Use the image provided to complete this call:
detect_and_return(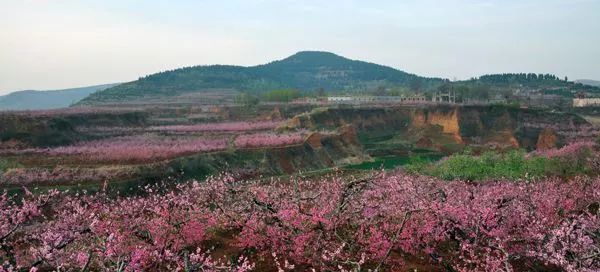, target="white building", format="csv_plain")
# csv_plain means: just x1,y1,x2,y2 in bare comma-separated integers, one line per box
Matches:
327,96,355,102
573,98,600,107
326,95,427,104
